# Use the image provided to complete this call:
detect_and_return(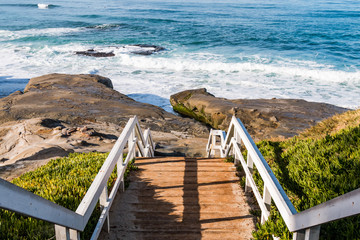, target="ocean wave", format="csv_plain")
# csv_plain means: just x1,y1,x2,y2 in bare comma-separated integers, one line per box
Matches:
79,14,103,19
0,3,59,8
86,24,122,30
0,43,359,109
38,4,52,9
111,53,360,84
0,4,38,7
0,27,85,41
0,24,128,42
